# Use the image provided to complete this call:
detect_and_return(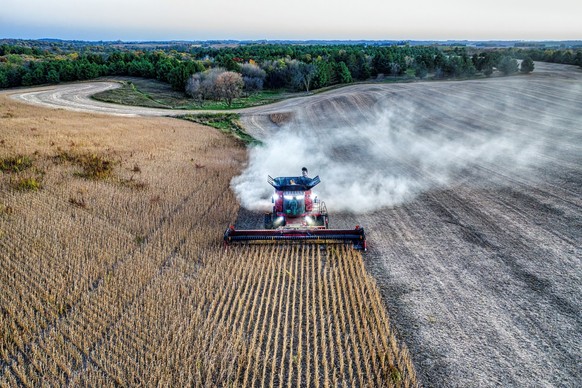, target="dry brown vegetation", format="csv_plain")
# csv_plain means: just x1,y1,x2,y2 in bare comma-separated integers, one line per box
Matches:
268,112,294,126
0,96,416,386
